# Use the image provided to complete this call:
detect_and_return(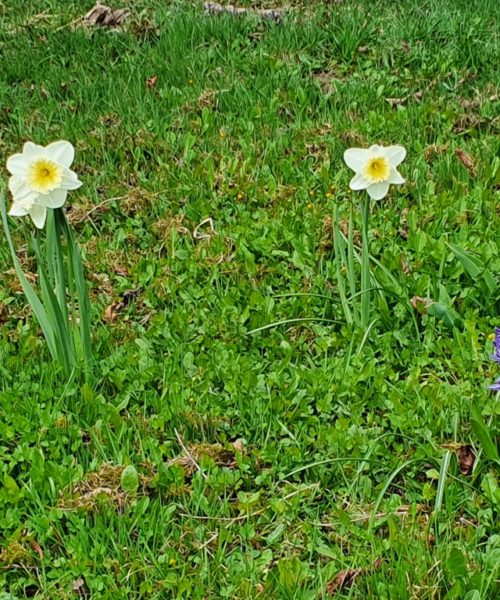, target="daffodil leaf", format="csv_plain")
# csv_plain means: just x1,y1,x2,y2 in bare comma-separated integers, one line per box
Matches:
0,193,58,361
447,243,496,295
